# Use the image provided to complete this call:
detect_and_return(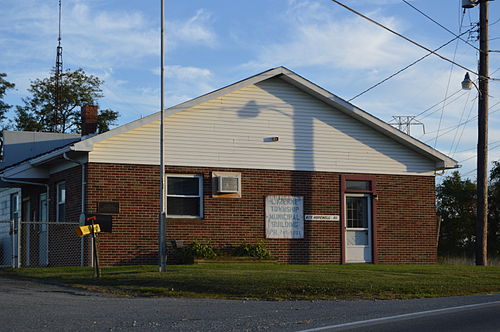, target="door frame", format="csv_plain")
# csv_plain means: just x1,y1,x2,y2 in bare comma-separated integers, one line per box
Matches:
22,198,31,267
344,193,372,263
340,175,378,264
38,192,49,266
